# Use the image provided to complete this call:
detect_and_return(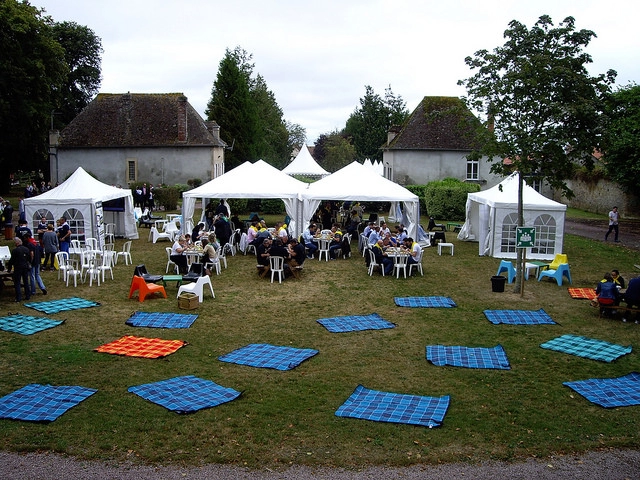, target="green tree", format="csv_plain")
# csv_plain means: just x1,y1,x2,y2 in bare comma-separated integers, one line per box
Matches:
206,47,260,170
459,15,616,291
206,46,301,171
602,84,640,193
285,121,307,153
343,85,409,161
0,0,67,190
251,74,290,169
51,21,103,128
314,131,355,172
